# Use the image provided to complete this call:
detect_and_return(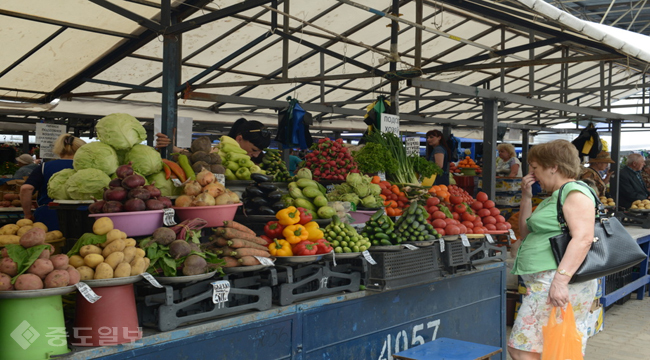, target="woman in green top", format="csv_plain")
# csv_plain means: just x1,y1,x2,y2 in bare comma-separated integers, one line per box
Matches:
508,140,598,360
